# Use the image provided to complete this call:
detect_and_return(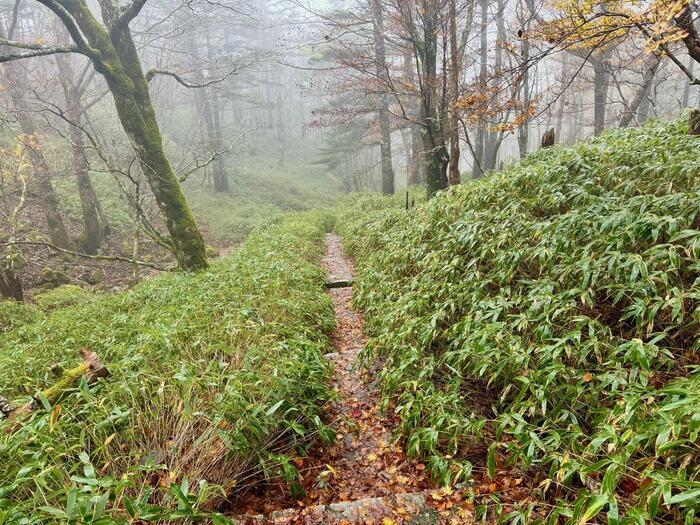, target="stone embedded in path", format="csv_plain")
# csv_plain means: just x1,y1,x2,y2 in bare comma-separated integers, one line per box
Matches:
326,279,354,289
233,492,449,524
